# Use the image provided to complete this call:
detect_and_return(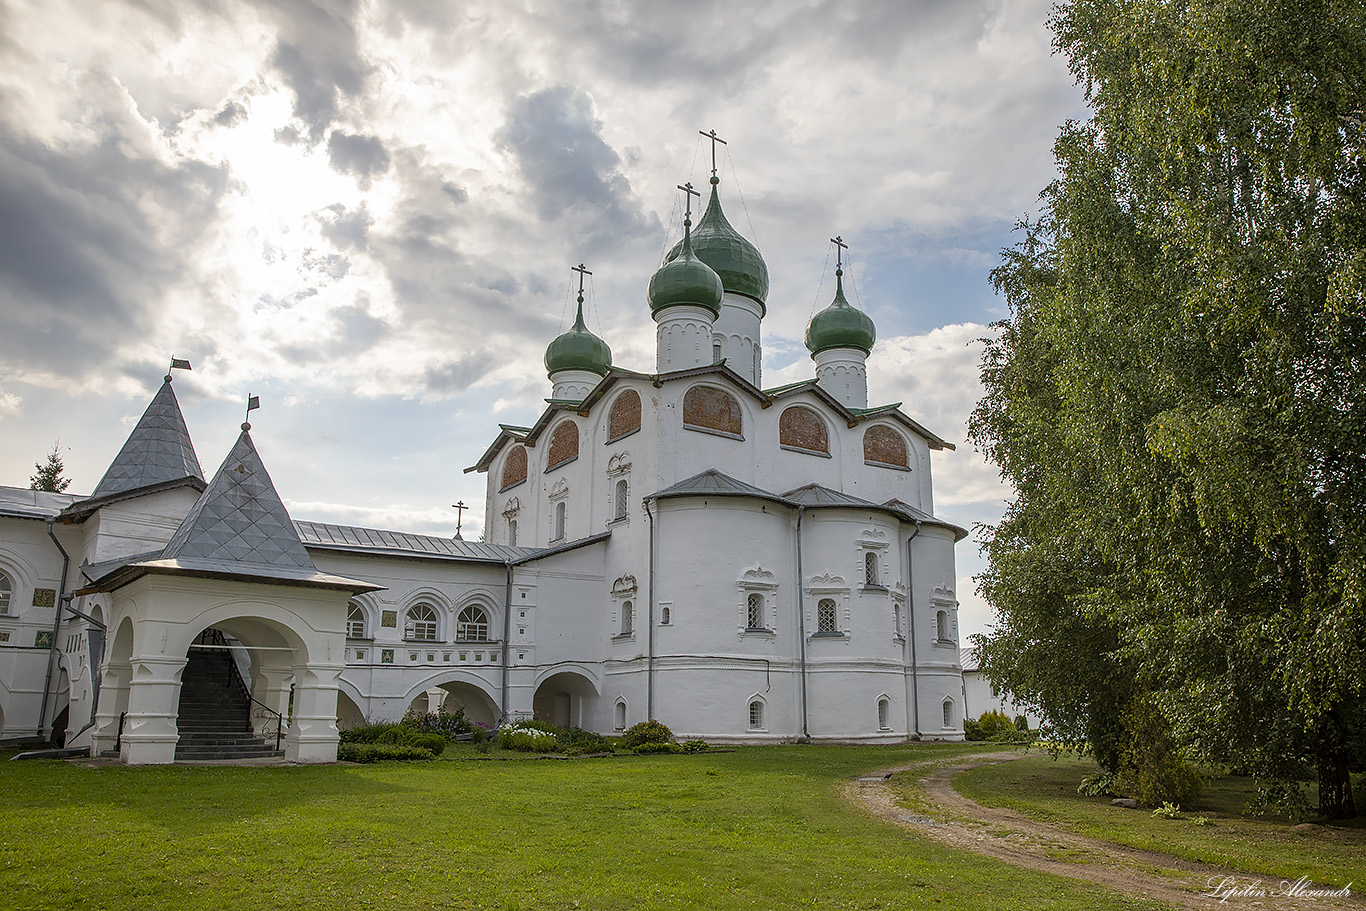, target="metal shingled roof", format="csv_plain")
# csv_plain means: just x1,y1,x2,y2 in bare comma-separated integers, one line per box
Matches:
91,378,204,499
652,469,789,502
162,429,316,570
294,520,534,563
0,486,84,519
782,484,881,508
